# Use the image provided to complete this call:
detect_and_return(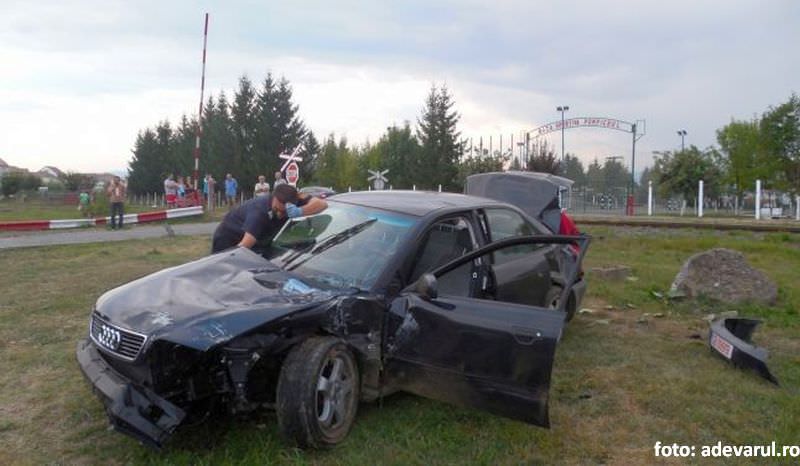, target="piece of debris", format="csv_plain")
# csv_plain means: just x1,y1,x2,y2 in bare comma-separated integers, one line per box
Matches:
594,319,611,325
671,248,777,305
636,316,648,324
589,265,631,281
688,333,702,340
708,316,779,385
624,303,636,310
651,291,664,299
667,288,686,300
626,276,639,282
578,392,593,400
604,305,615,311
652,313,665,318
705,311,739,322
578,308,595,315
